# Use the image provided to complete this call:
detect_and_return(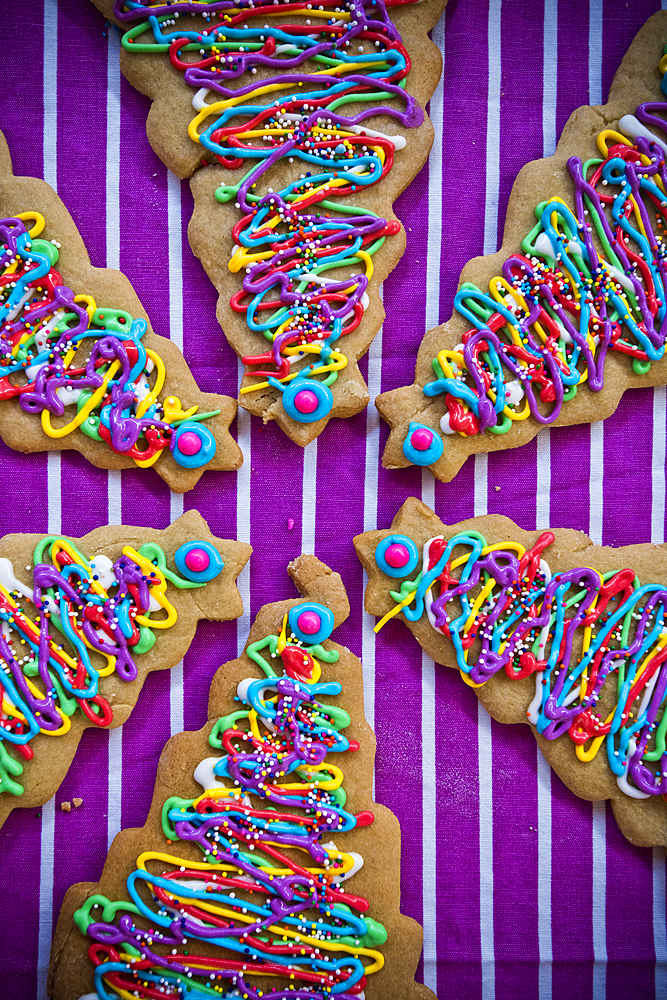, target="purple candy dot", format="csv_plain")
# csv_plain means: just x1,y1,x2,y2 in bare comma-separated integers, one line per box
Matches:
185,548,210,573
294,389,319,414
177,431,202,456
385,543,410,569
411,428,433,451
297,610,321,635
